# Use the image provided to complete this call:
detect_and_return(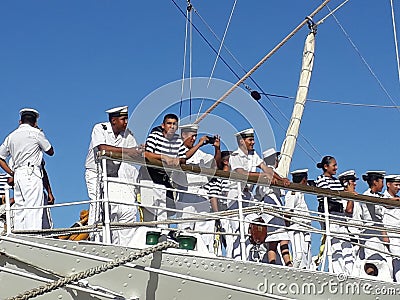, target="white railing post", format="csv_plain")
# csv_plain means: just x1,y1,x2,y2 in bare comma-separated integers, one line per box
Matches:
5,184,12,234
237,184,247,261
101,157,112,244
321,196,333,272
